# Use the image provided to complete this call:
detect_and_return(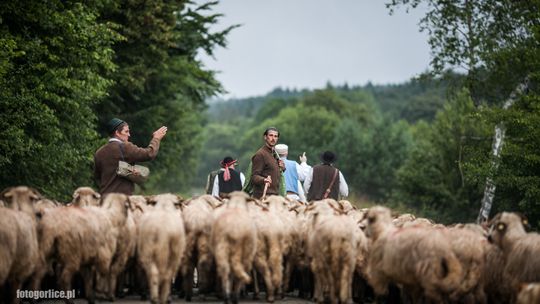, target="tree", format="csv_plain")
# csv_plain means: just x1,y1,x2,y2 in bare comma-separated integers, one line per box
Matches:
96,0,236,193
0,0,119,200
332,117,413,201
395,90,489,223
